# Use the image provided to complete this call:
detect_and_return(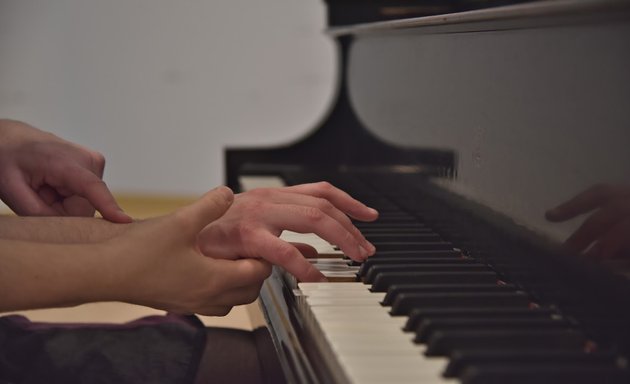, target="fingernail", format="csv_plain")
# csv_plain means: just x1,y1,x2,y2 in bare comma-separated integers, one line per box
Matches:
368,207,379,216
359,245,369,259
214,186,234,202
